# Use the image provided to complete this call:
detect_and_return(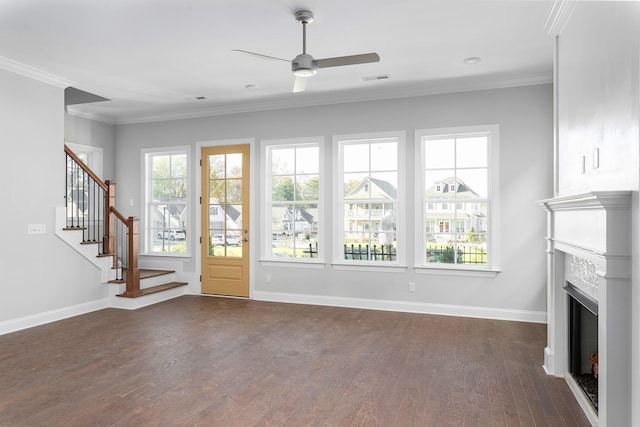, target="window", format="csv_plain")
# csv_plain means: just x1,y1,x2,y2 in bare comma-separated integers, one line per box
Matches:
417,126,497,269
263,138,322,261
143,148,189,255
336,132,404,264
